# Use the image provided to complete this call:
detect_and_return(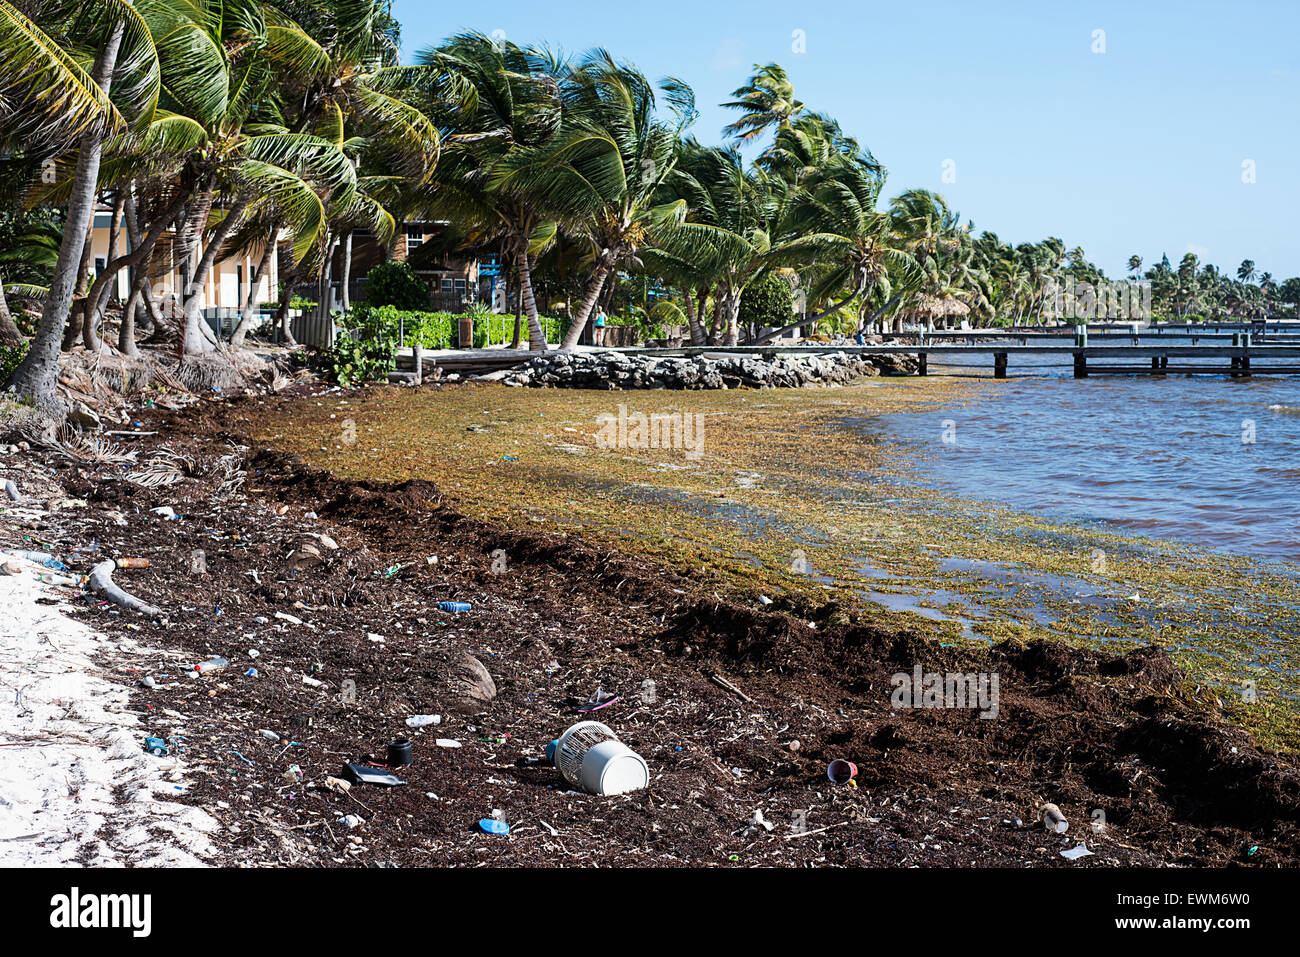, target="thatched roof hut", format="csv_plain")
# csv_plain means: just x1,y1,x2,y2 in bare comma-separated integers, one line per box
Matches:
903,294,971,329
